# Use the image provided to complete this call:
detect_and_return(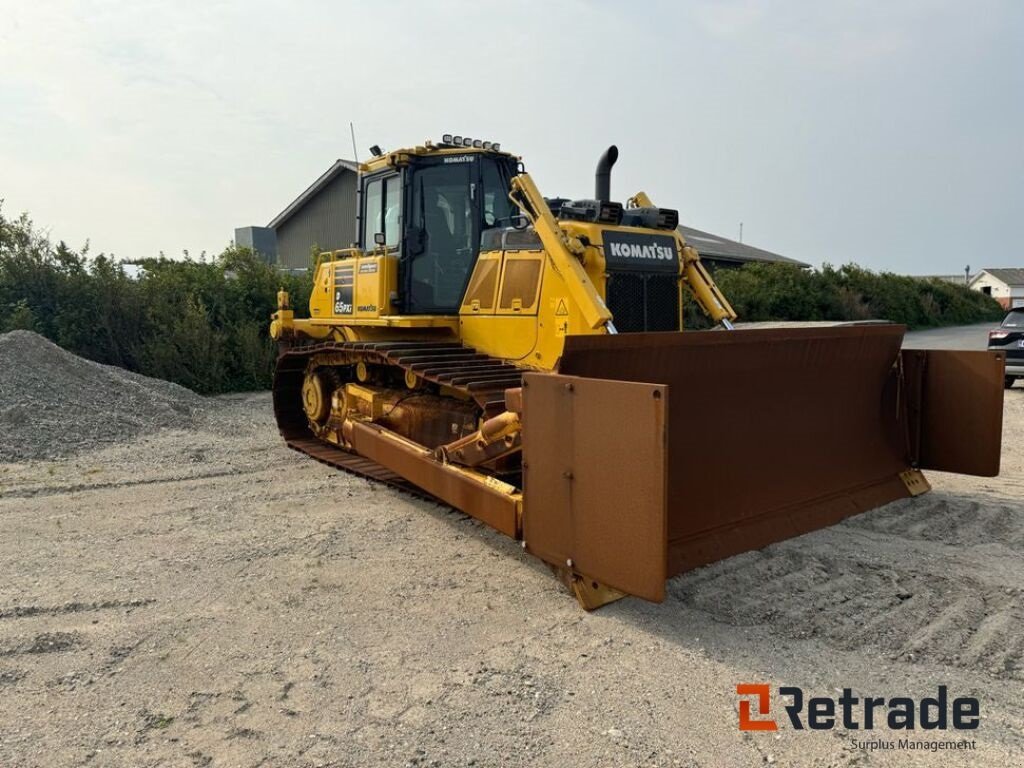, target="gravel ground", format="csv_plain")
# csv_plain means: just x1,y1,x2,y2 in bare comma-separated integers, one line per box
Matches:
0,332,207,462
0,359,1022,765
